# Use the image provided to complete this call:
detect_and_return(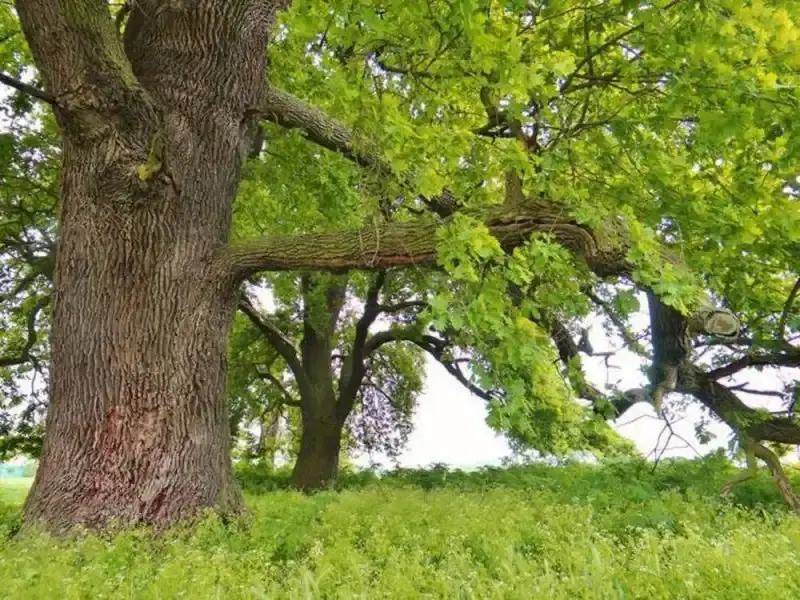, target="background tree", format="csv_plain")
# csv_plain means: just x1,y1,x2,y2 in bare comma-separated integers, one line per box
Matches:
0,0,797,532
232,271,424,490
